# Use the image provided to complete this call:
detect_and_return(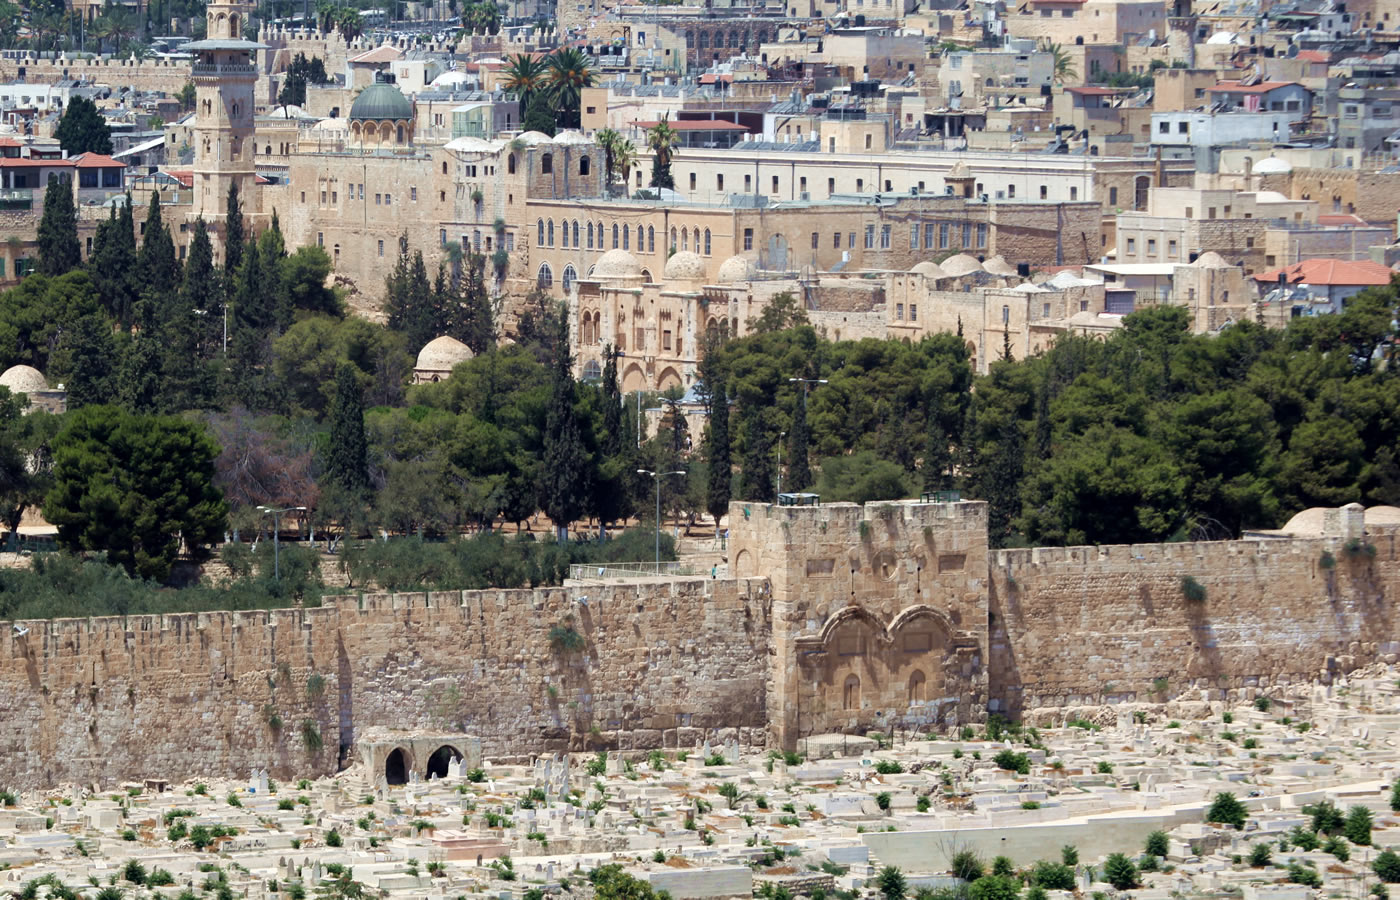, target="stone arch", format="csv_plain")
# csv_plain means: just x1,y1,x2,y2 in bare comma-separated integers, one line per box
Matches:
580,155,591,176
640,268,654,283
583,359,602,381
385,747,409,785
562,263,578,293
816,603,888,647
887,603,955,640
734,548,755,577
537,262,553,289
621,362,647,392
843,674,860,709
425,744,461,779
657,366,682,390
